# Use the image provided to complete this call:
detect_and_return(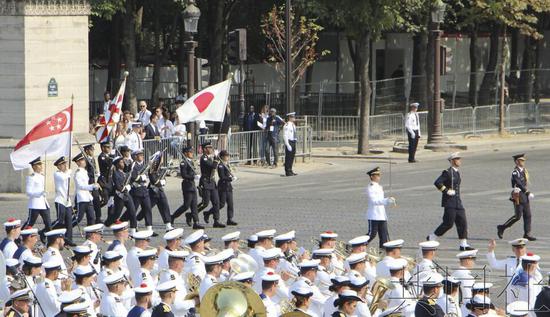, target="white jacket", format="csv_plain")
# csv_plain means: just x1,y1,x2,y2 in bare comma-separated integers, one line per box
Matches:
75,168,95,203
26,173,49,209
366,182,391,220
405,111,421,135
54,170,72,207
